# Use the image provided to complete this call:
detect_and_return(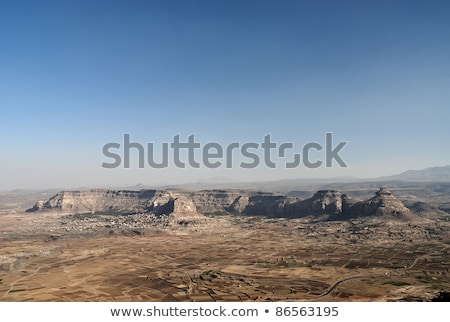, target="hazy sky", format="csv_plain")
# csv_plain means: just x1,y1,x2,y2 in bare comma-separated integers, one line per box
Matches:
1,0,449,190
